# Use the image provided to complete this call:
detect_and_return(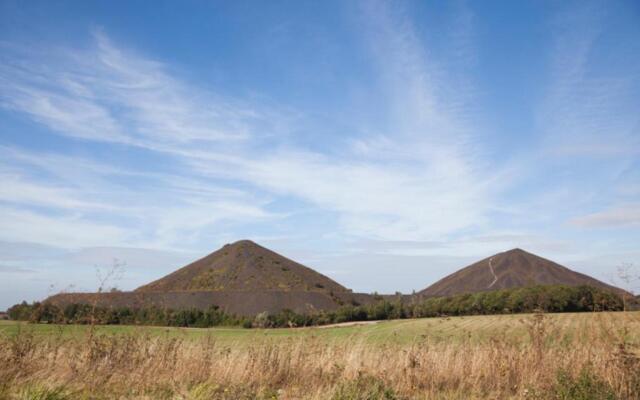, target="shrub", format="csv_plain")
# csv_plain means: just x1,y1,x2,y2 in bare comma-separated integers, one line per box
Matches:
332,375,399,400
188,383,278,400
552,368,616,400
253,311,271,328
19,385,70,400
